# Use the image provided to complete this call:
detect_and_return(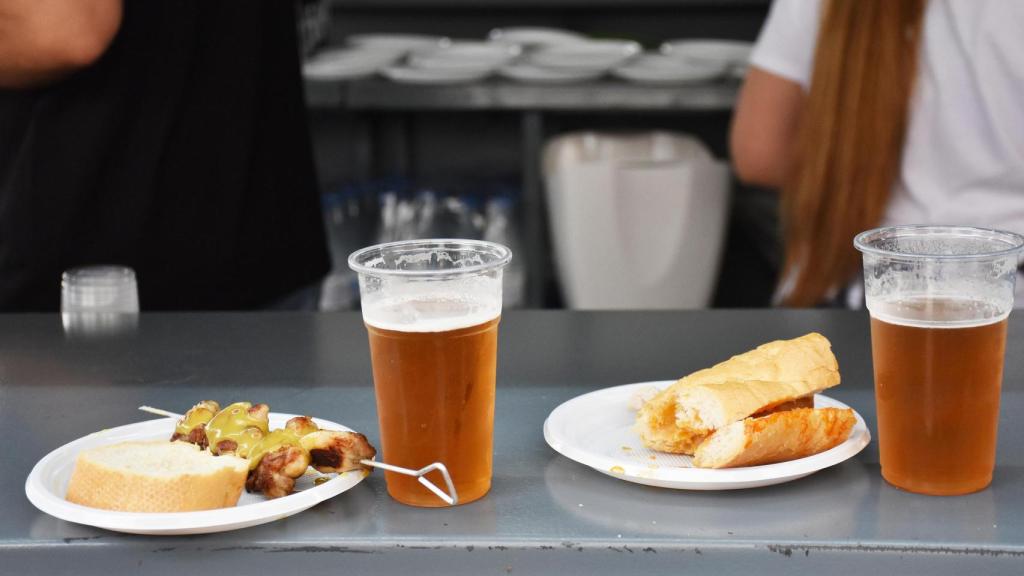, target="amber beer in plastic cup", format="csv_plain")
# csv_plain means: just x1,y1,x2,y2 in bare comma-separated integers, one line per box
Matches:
855,226,1024,495
349,239,511,506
